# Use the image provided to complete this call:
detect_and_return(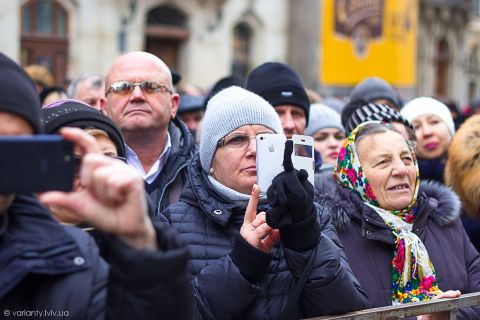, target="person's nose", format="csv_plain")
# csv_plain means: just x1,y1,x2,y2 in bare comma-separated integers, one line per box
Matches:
391,158,408,177
129,85,146,100
245,136,256,158
281,112,295,132
327,136,339,148
421,124,433,137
